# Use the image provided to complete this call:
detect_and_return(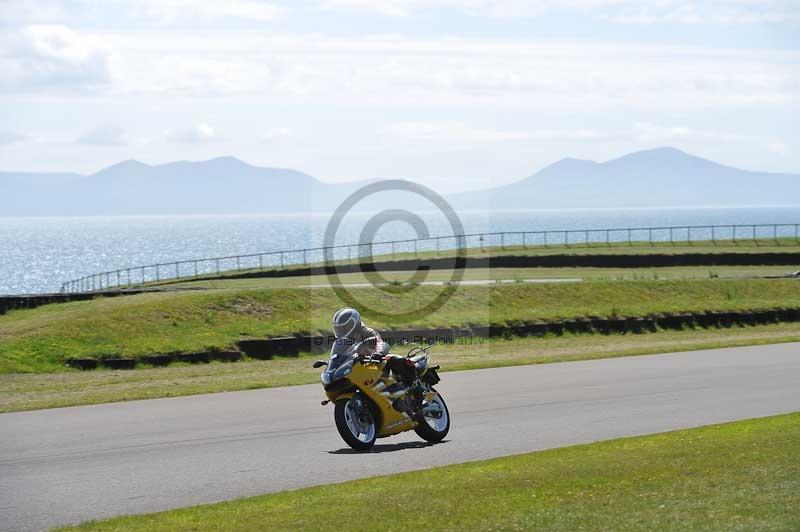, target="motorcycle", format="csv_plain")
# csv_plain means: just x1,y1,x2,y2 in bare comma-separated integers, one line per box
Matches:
313,338,450,450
